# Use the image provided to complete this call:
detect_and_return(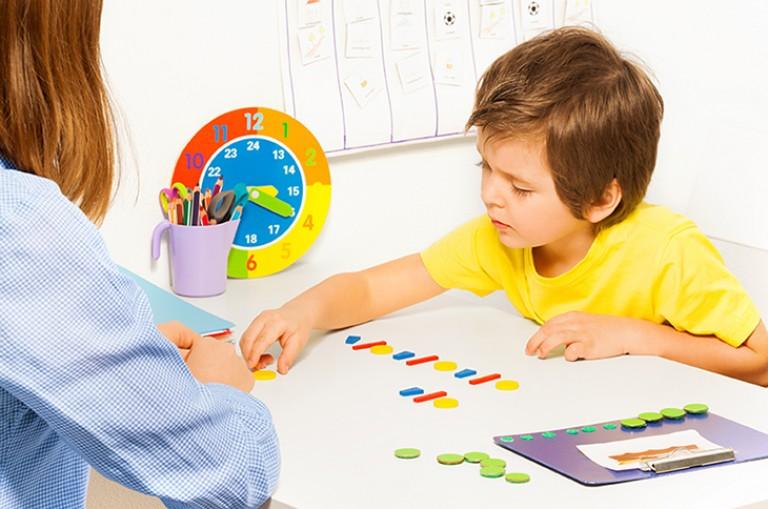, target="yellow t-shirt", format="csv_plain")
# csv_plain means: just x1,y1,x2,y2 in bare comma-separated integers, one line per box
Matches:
420,203,760,347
